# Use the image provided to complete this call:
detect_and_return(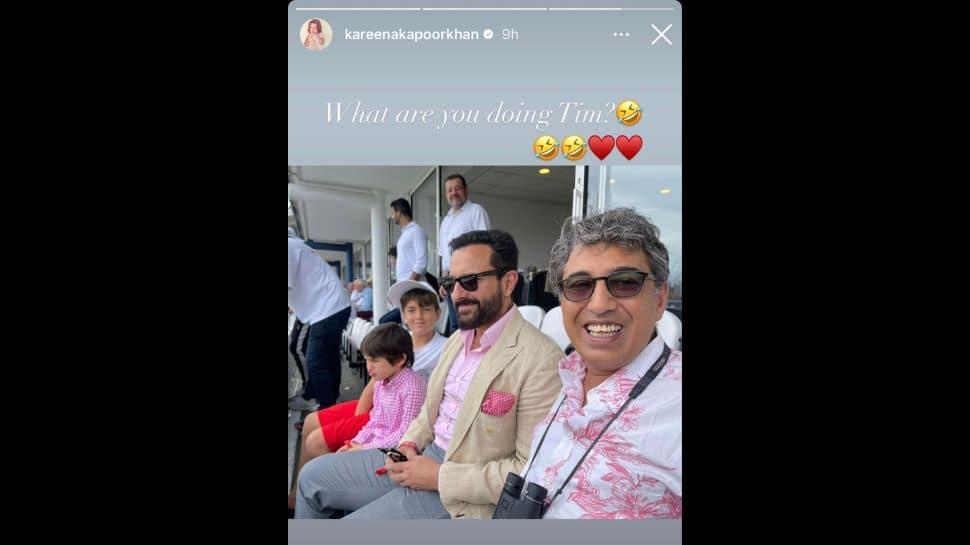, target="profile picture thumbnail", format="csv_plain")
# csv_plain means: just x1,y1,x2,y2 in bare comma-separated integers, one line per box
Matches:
300,18,333,51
